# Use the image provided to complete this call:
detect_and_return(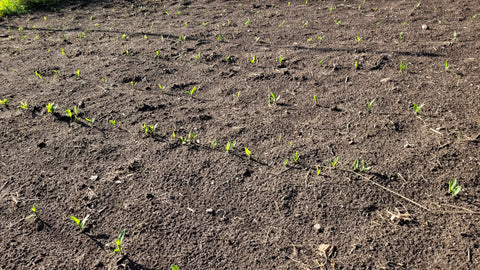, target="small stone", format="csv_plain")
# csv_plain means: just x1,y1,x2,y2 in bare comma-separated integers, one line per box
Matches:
114,180,121,184
90,175,98,181
216,209,226,217
313,223,322,232
422,24,428,30
206,208,214,214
